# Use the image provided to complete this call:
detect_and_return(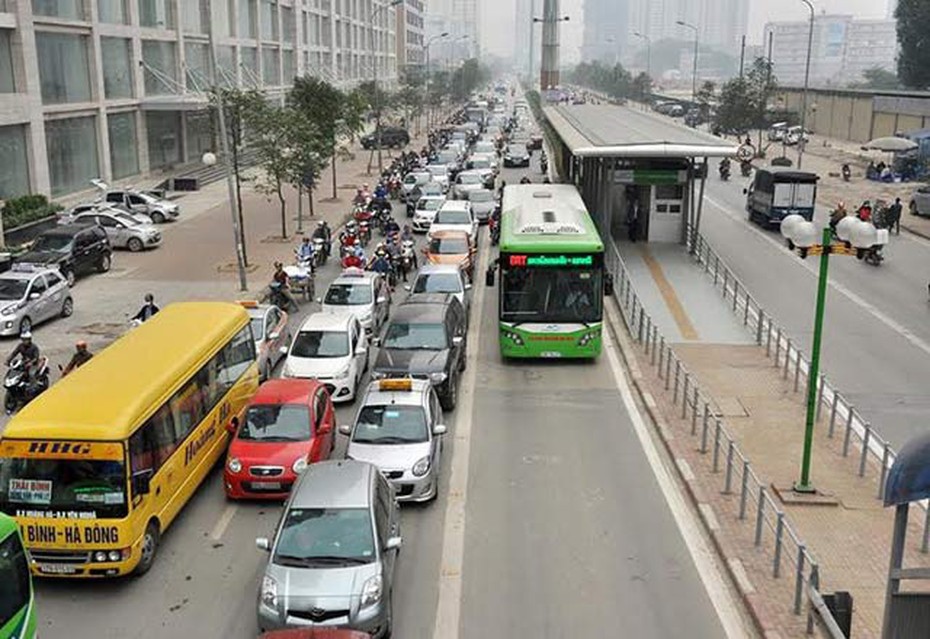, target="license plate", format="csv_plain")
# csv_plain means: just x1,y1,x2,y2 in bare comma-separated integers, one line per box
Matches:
254,482,282,490
539,351,562,358
38,563,77,575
